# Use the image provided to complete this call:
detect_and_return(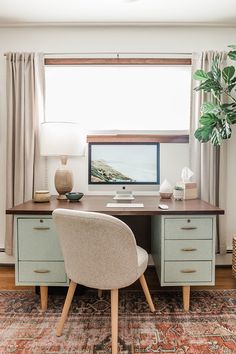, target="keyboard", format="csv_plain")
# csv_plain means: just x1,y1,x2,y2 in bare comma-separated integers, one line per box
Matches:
106,203,144,208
